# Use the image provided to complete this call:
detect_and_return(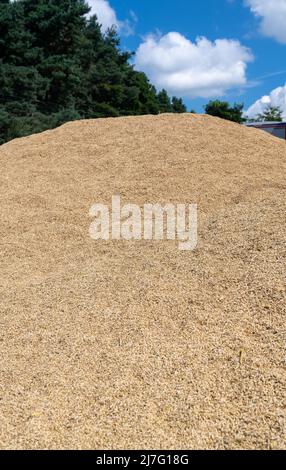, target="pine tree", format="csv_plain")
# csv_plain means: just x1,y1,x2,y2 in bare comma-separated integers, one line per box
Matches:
172,97,187,113
0,0,187,144
0,0,48,142
157,89,173,113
